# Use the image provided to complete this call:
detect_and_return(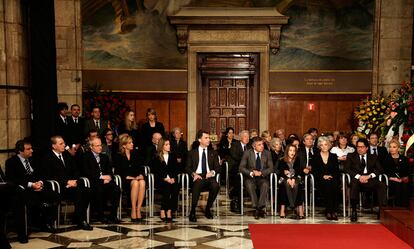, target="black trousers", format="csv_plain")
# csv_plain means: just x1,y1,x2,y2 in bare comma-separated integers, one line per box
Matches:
0,182,26,246
228,163,241,200
159,181,179,212
24,187,60,227
350,178,386,208
317,178,340,213
61,184,91,223
191,177,220,211
388,181,410,207
91,180,121,219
